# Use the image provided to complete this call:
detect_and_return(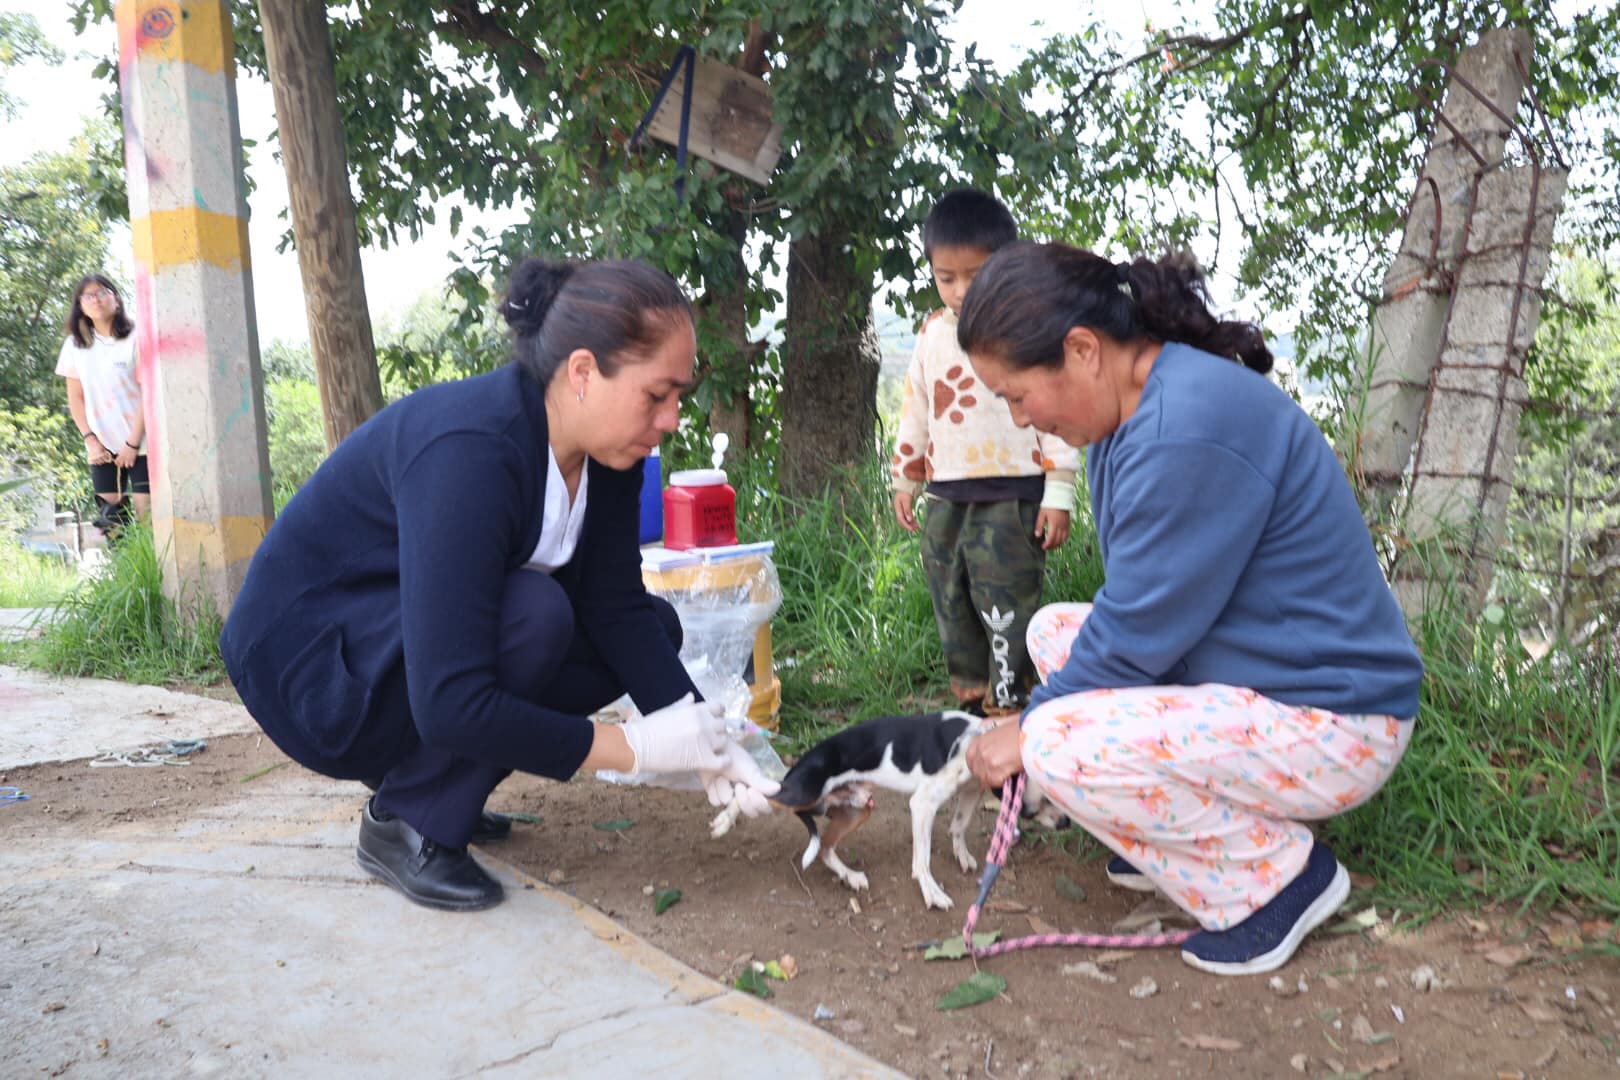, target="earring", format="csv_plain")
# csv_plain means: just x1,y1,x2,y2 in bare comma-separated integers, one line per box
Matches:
576,390,585,403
